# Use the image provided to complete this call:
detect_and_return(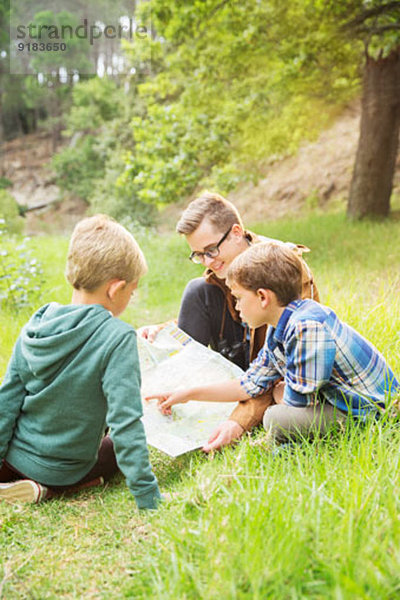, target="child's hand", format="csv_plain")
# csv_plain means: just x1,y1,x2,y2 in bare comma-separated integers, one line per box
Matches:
138,323,164,343
145,391,189,415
